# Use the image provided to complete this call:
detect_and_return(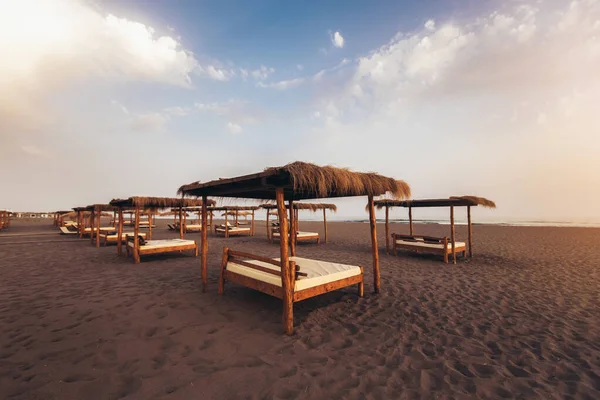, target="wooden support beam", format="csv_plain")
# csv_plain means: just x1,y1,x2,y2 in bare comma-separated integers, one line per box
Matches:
467,206,473,258
225,211,229,238
276,188,293,335
385,206,390,254
288,199,296,257
201,196,208,292
323,209,328,244
450,206,456,264
134,207,140,264
266,208,270,240
367,195,380,293
96,208,101,247
251,210,255,236
179,207,184,239
89,209,95,244
148,212,153,240
117,208,123,256
218,247,229,295
409,206,414,236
